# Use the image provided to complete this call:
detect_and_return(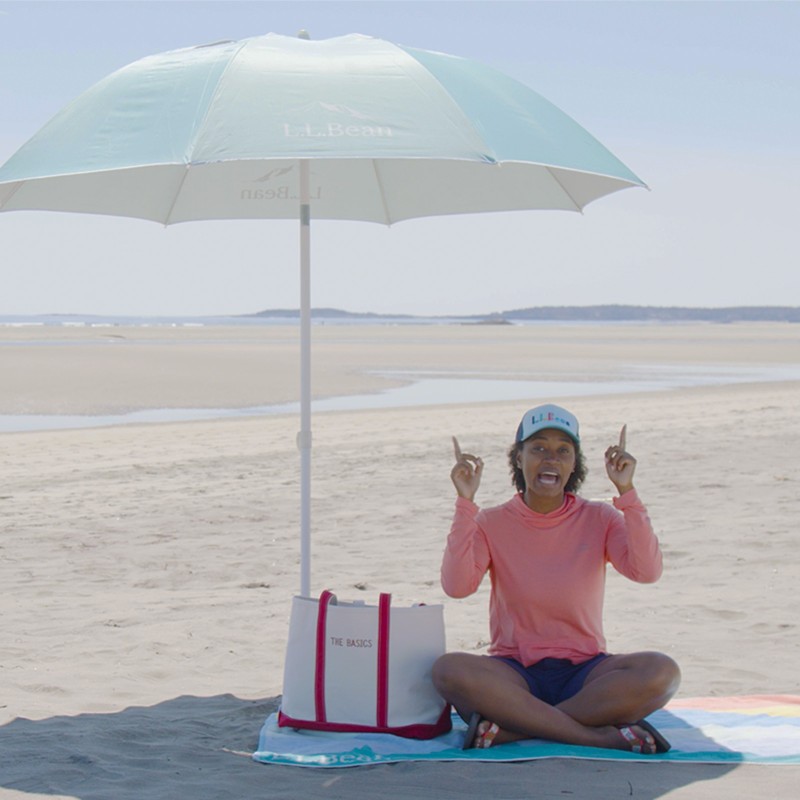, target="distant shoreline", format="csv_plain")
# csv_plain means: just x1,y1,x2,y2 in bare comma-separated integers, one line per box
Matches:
248,305,800,323
2,305,800,326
